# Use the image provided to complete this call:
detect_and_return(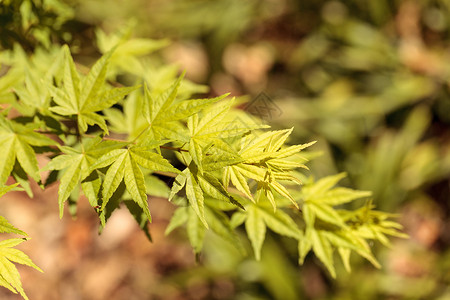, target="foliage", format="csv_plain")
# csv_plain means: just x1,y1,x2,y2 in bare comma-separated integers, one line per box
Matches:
0,191,43,300
0,2,414,299
0,0,74,49
0,38,405,299
65,0,450,299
